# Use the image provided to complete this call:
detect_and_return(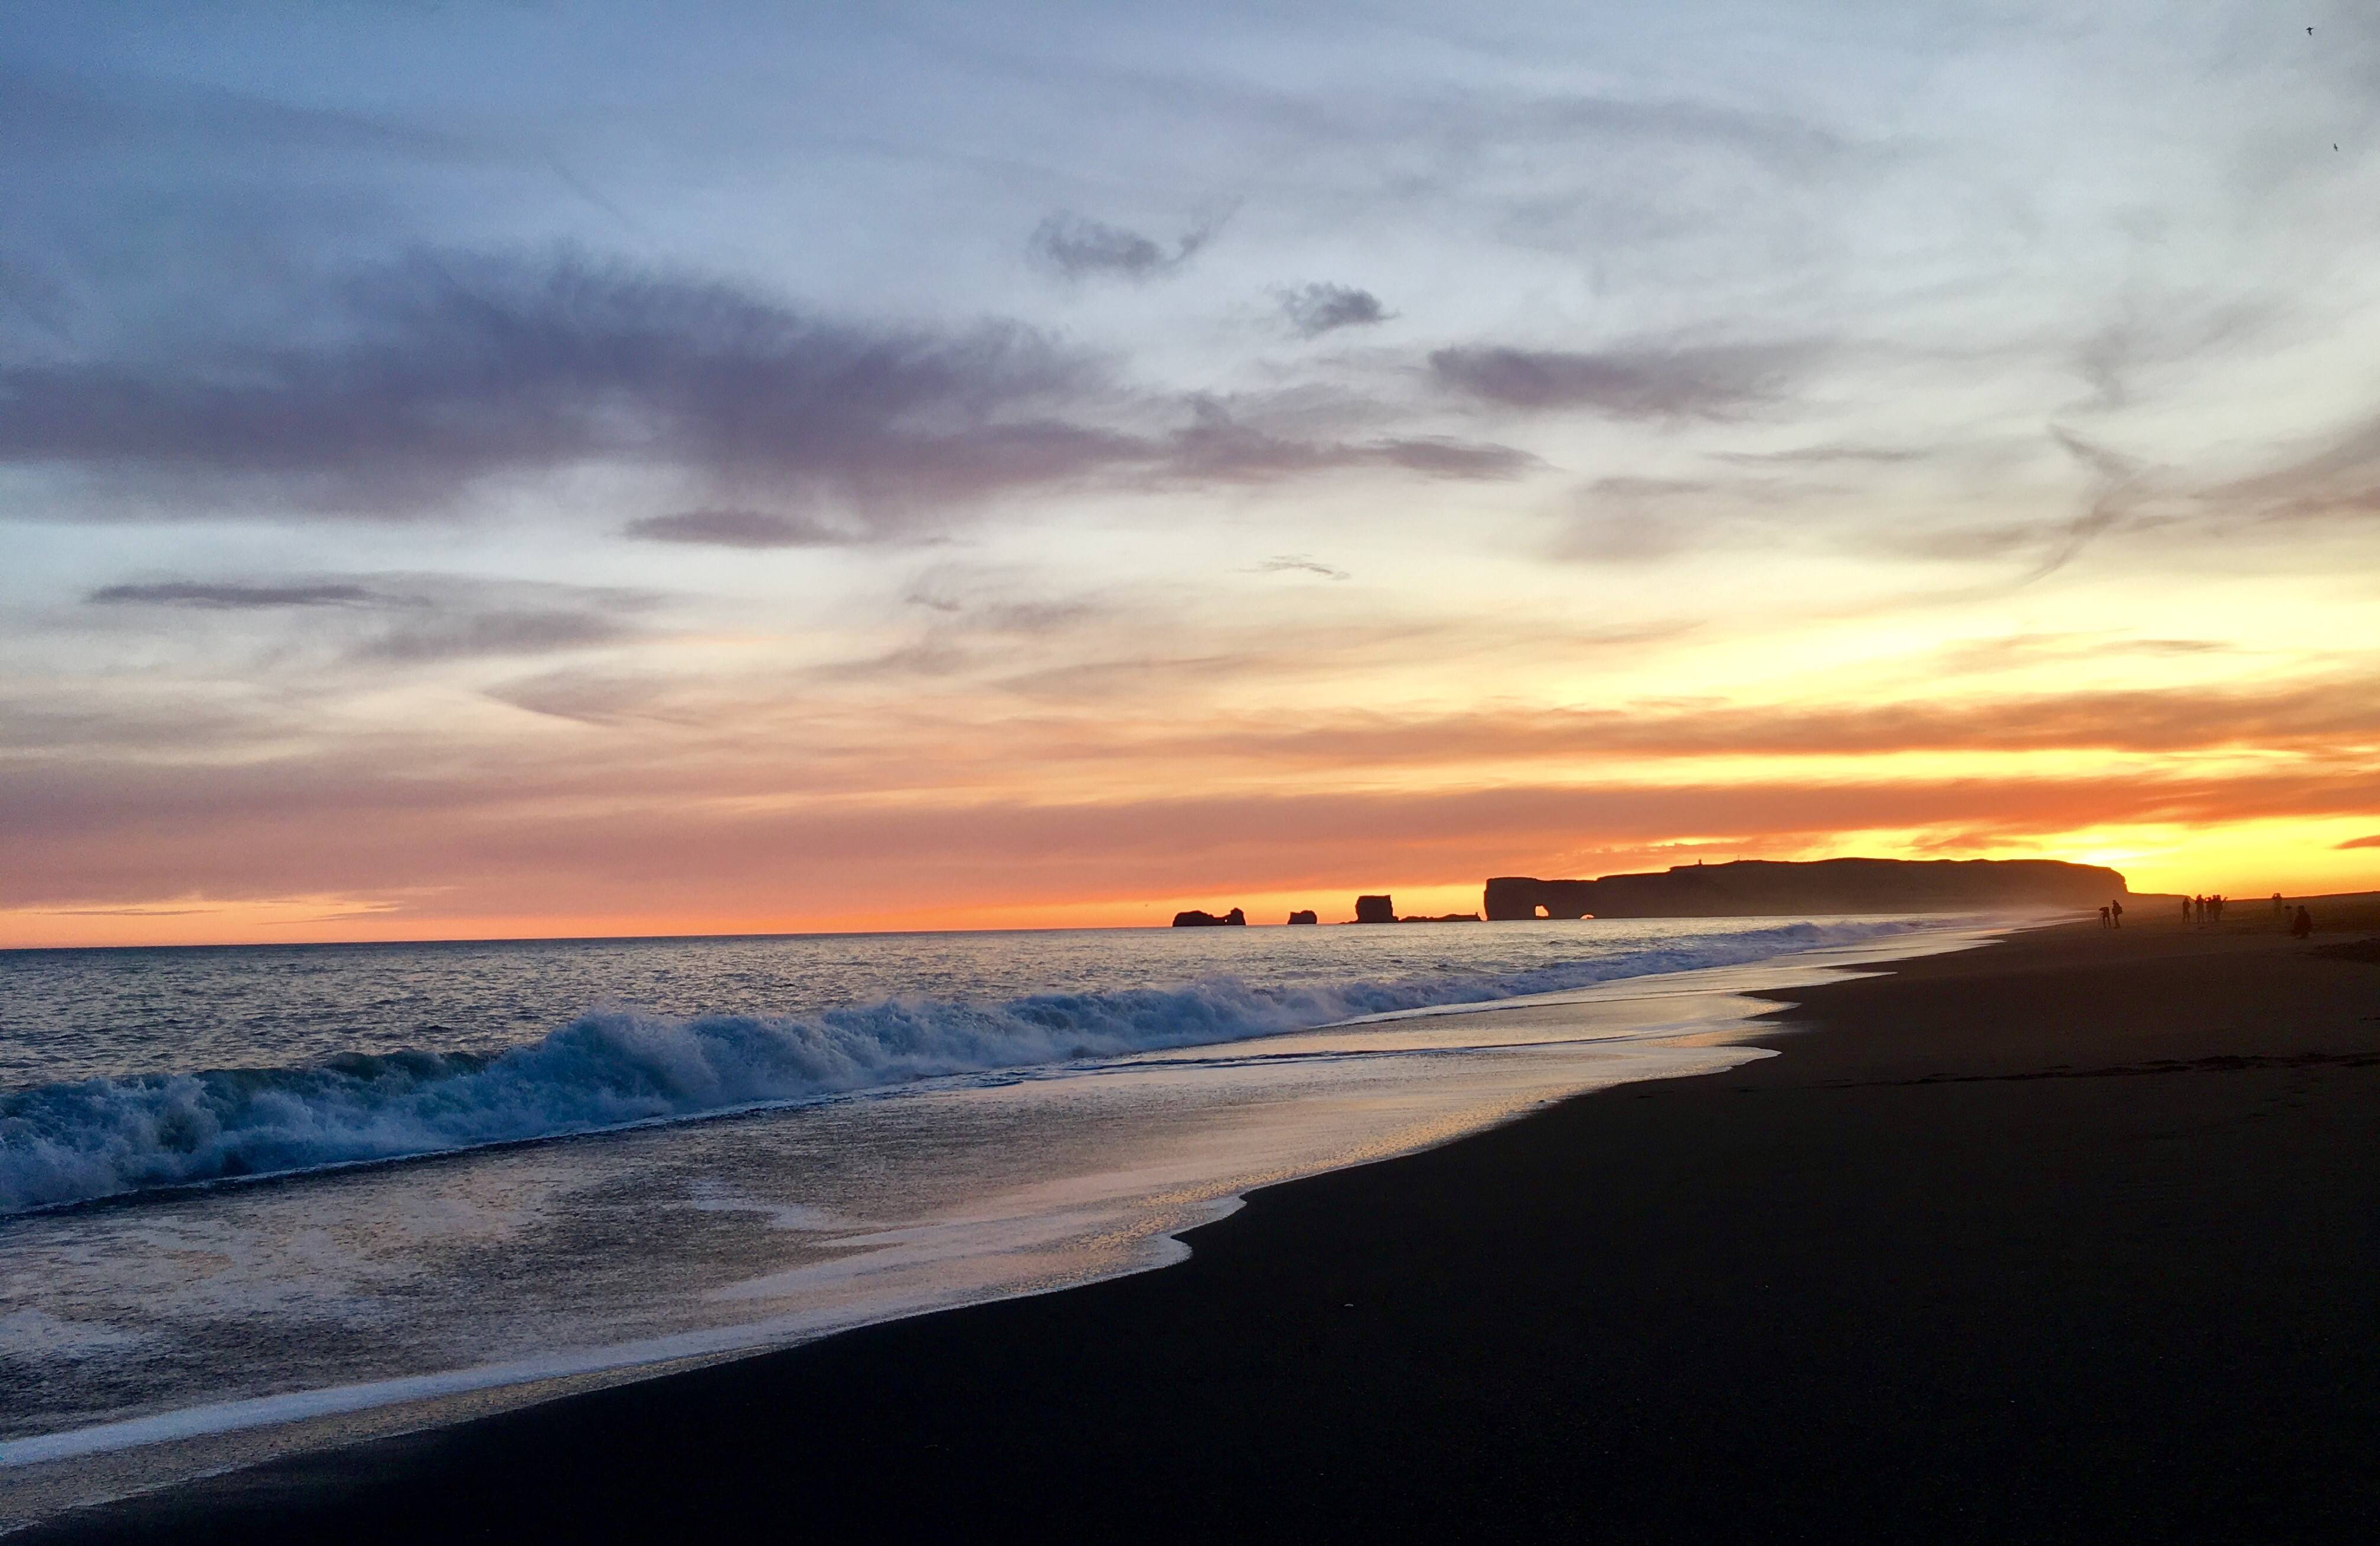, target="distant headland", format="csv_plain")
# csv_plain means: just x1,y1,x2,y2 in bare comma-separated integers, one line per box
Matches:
1484,858,2124,920
1175,857,2127,927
